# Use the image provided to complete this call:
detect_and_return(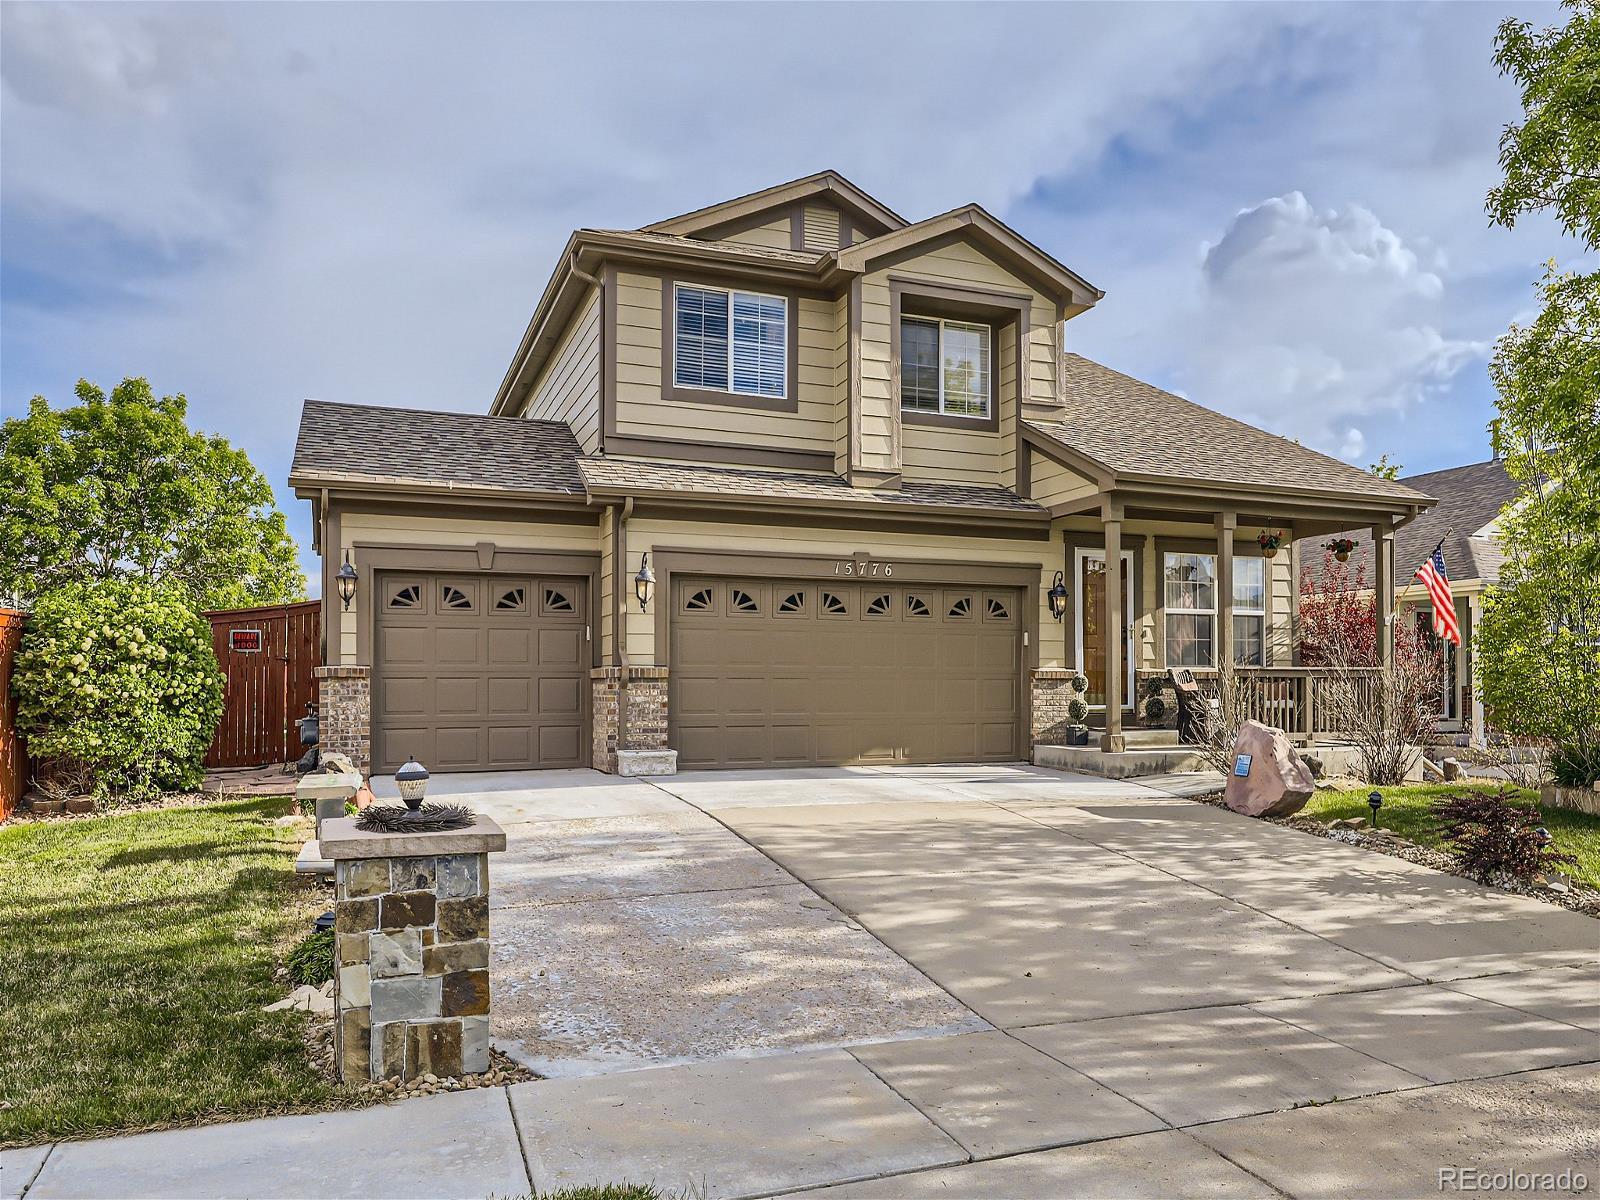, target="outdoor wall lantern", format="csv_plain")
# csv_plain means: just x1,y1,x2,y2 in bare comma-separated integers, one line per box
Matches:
634,553,656,612
1367,790,1383,828
1047,571,1069,622
335,552,358,611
